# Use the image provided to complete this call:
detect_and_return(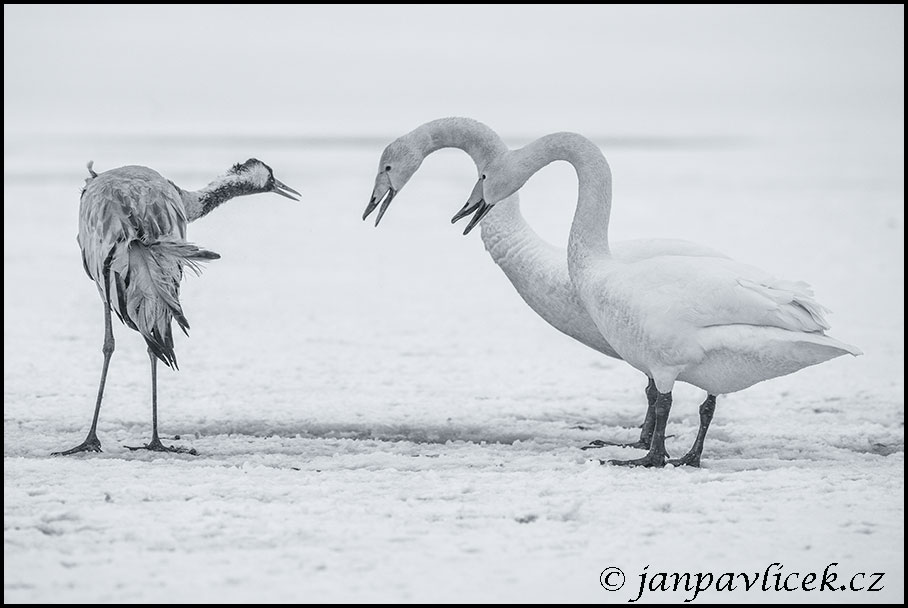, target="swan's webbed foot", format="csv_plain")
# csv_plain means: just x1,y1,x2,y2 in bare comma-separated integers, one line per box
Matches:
125,436,197,455
601,390,683,469
582,438,650,451
52,434,102,456
582,438,670,459
605,450,667,468
584,378,664,452
668,451,702,468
